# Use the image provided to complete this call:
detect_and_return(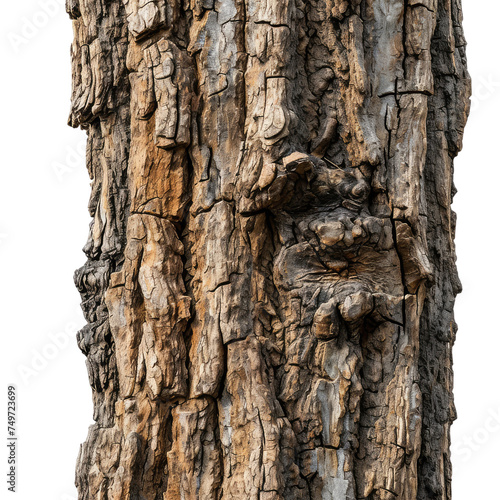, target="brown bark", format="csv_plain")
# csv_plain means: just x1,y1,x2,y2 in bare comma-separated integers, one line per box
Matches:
68,0,470,498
